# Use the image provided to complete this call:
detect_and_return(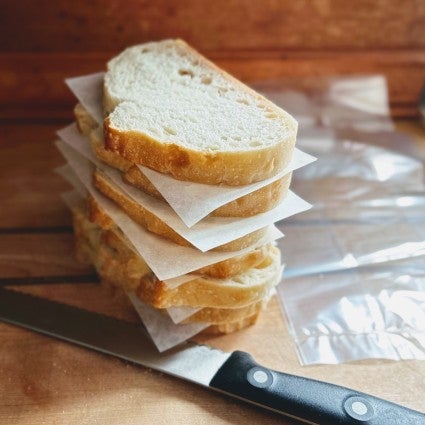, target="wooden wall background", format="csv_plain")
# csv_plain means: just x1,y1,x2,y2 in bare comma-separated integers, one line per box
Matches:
0,0,424,121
